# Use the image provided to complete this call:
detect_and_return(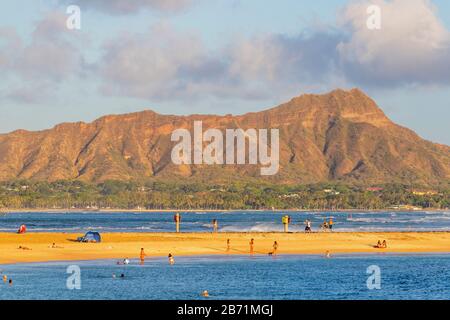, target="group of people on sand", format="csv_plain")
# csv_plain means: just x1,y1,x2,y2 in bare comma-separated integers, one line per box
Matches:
244,238,278,256
304,218,334,233
375,240,388,249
